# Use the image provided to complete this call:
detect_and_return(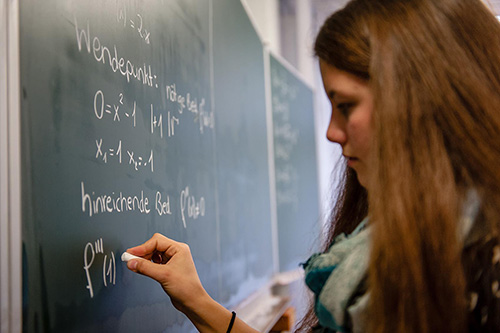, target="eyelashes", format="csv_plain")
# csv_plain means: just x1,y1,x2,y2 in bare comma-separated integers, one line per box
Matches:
336,102,354,117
